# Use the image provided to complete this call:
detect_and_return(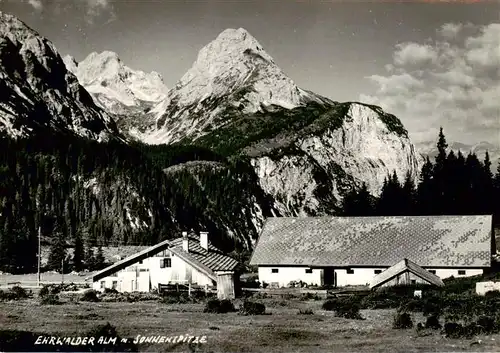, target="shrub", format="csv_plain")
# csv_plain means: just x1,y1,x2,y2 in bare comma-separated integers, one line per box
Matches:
239,300,266,315
160,291,190,304
9,286,28,299
103,288,118,294
323,297,364,320
393,312,413,329
40,293,61,305
298,309,314,315
476,315,498,334
443,322,465,338
203,299,235,313
485,290,500,298
300,293,321,301
80,289,100,302
425,315,442,330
